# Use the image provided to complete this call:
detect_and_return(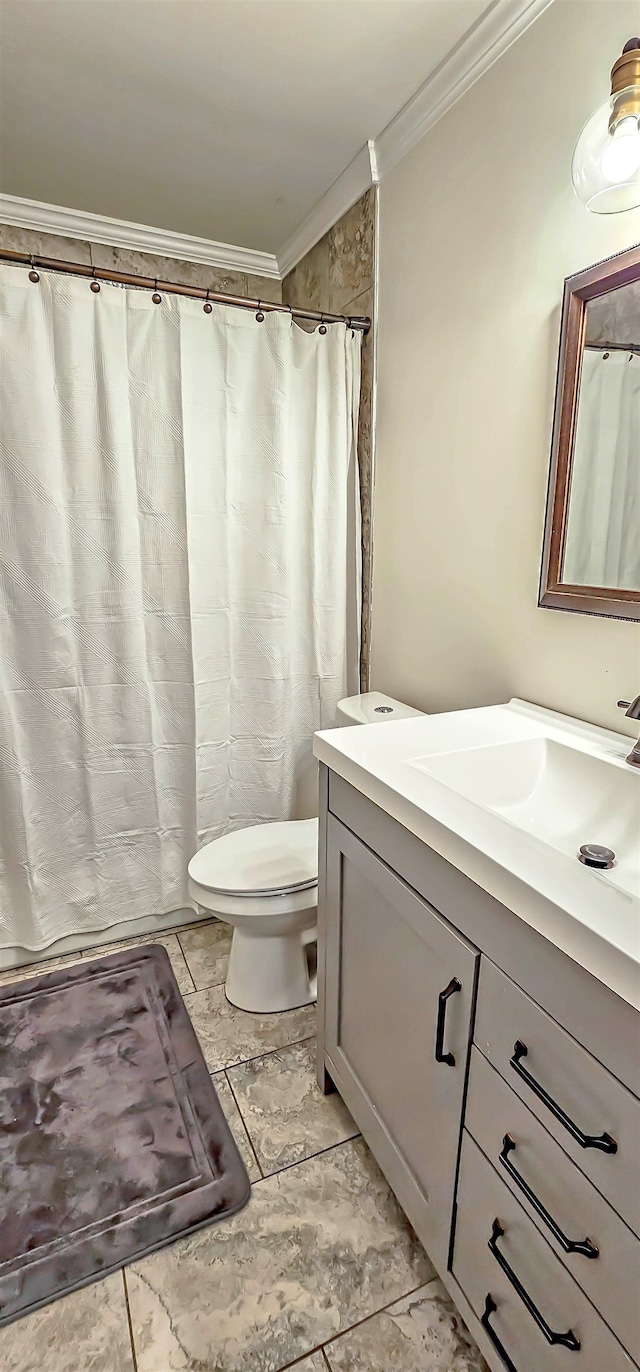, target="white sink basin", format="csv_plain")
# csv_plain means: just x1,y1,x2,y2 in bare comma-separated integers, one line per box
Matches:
314,699,640,1008
409,737,639,899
